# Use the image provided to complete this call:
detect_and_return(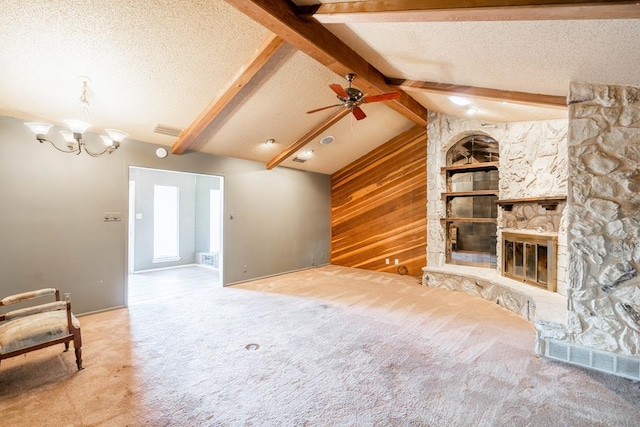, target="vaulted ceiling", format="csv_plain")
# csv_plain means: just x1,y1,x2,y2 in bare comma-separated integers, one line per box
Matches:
1,1,639,174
